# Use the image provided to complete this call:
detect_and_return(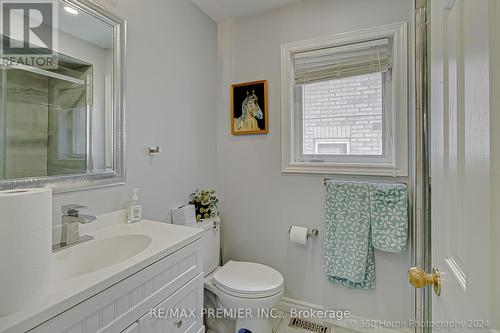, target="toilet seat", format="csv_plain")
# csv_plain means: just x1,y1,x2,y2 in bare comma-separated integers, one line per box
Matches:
211,261,284,299
204,261,284,333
